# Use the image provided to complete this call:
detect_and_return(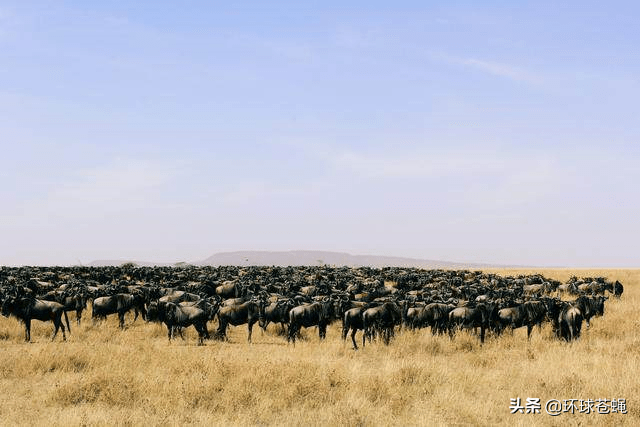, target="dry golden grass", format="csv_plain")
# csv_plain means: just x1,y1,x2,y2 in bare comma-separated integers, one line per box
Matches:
0,269,638,426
